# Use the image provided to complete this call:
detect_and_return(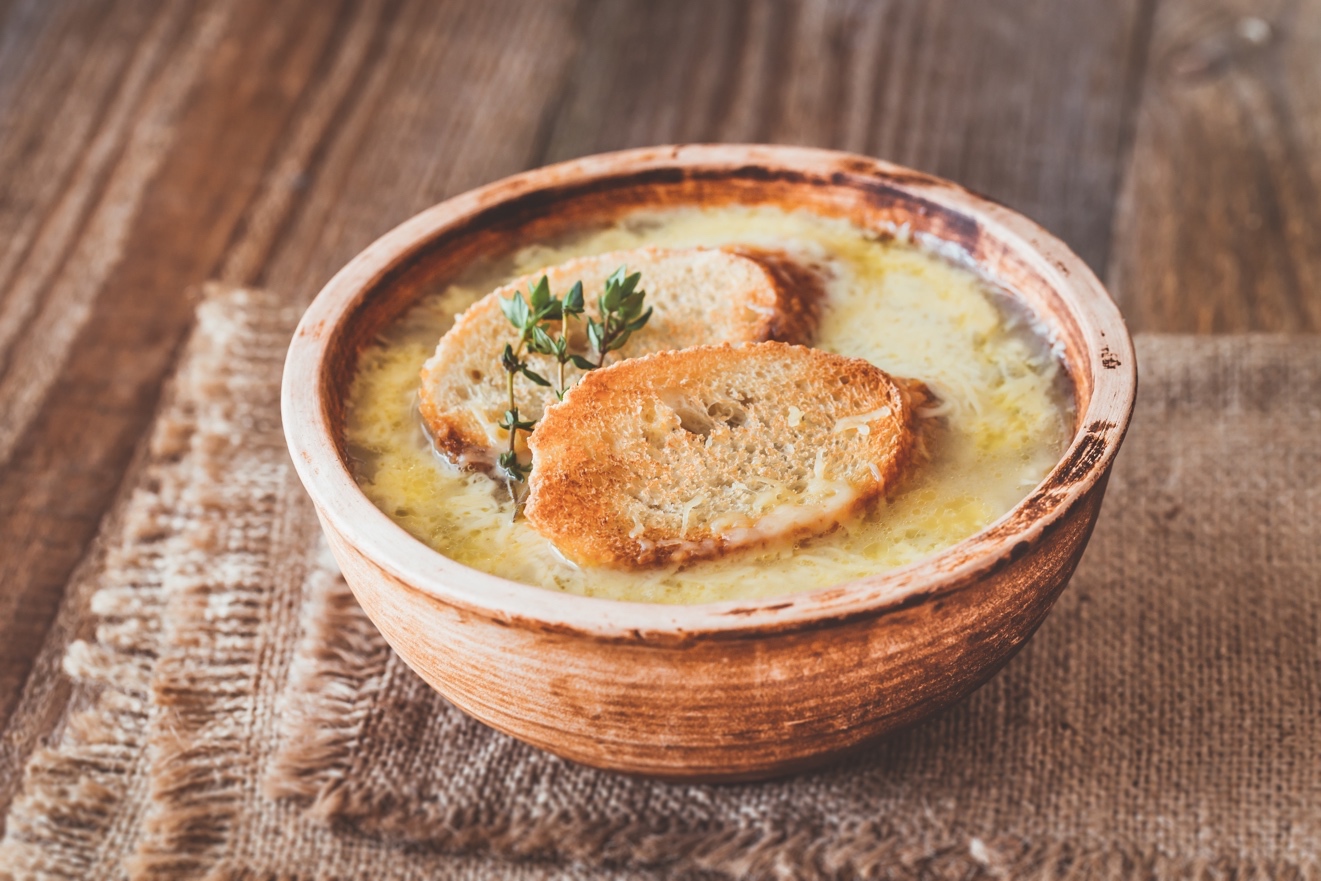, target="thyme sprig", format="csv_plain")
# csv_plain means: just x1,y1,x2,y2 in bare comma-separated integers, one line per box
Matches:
496,276,558,488
587,267,652,369
539,280,586,399
496,266,652,491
